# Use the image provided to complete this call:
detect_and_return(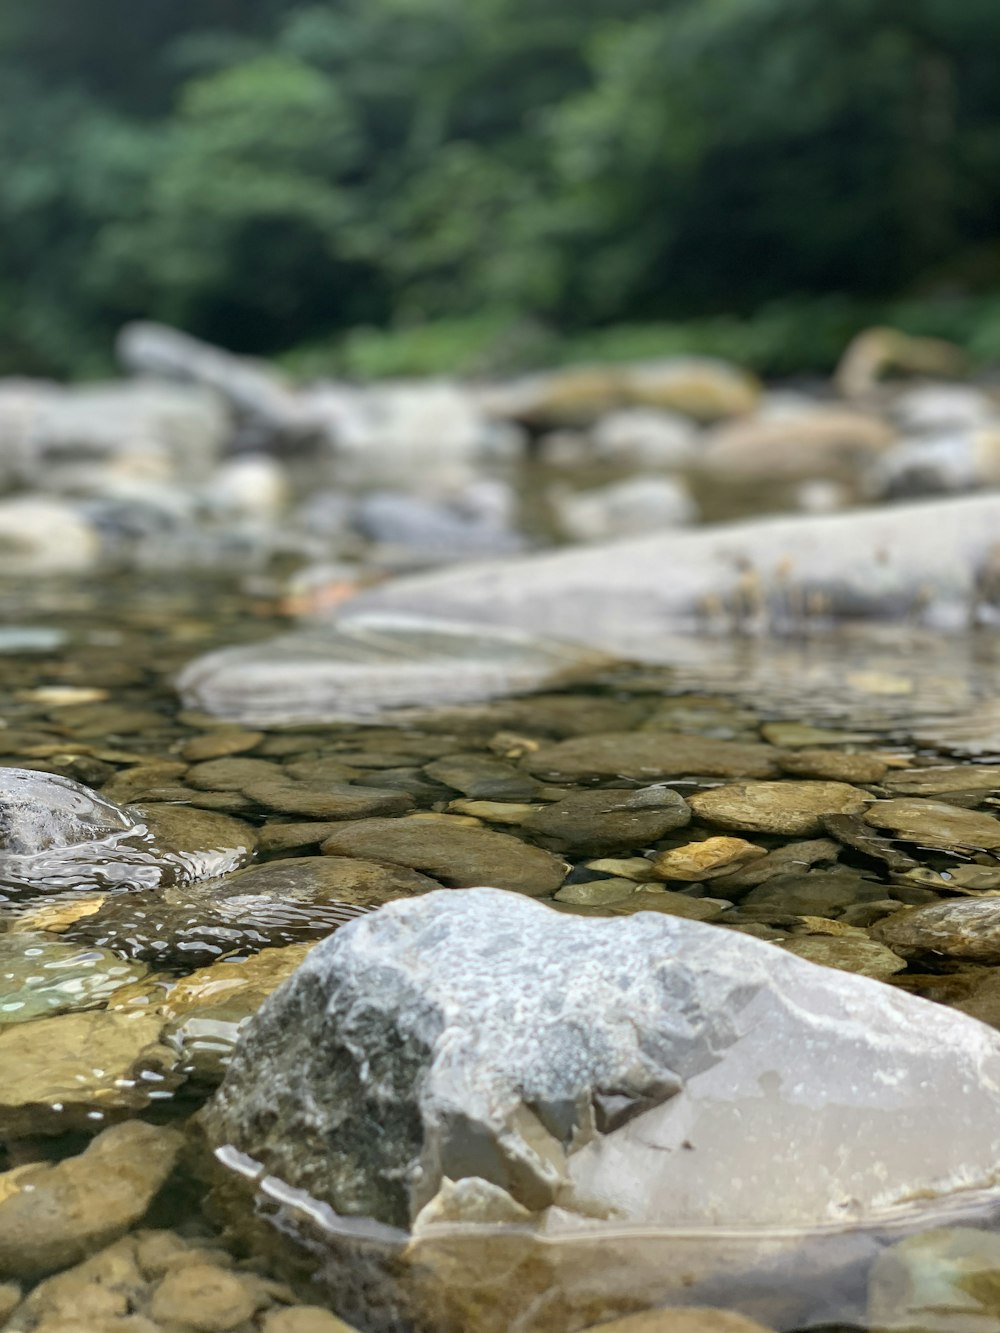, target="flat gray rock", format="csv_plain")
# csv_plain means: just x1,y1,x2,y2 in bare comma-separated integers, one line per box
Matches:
347,495,1000,639
176,613,612,726
203,888,1000,1237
